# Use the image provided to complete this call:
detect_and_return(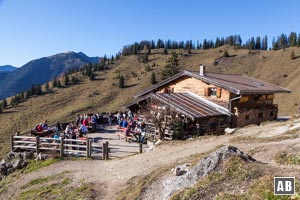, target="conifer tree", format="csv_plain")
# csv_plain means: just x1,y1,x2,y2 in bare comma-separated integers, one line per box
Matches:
119,75,125,88
0,103,2,114
255,36,261,50
64,75,69,86
52,79,58,88
2,99,7,109
223,50,230,57
151,72,156,84
89,71,95,81
161,52,179,80
163,47,168,55
36,84,42,95
291,50,296,60
57,80,62,88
